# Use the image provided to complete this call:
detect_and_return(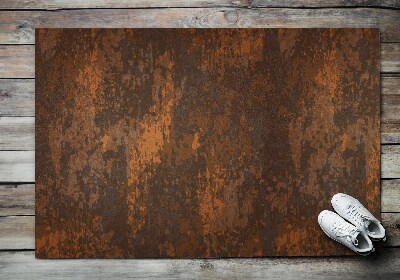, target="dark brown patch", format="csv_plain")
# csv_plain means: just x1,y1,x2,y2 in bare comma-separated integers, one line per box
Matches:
35,28,380,258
